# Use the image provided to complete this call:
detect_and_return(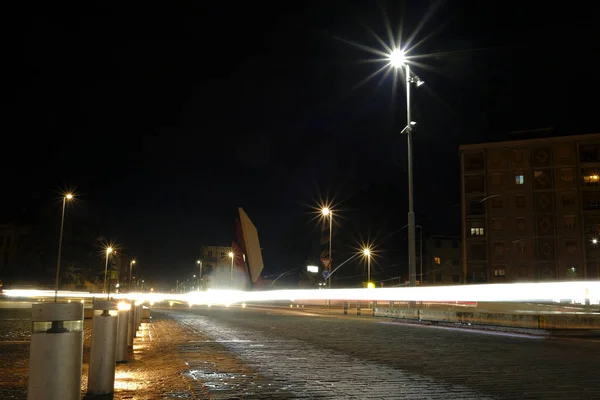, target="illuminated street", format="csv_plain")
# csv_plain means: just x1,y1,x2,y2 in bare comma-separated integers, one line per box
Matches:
1,301,600,399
